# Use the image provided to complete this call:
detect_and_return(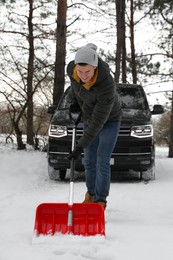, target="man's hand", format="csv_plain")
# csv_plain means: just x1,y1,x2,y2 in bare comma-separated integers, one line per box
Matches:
67,146,83,160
